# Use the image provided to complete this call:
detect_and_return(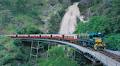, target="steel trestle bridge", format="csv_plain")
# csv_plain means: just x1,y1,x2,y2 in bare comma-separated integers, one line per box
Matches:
2,34,120,66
